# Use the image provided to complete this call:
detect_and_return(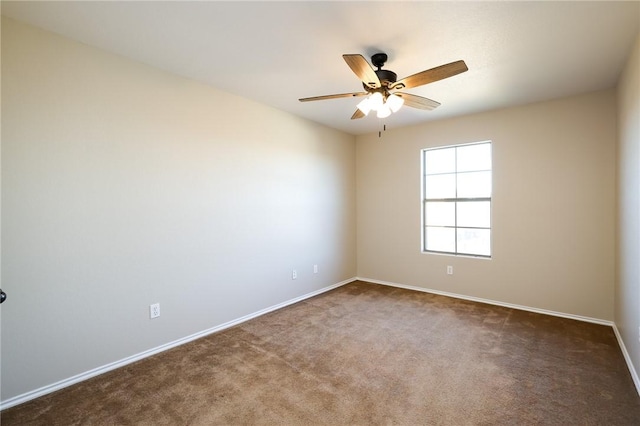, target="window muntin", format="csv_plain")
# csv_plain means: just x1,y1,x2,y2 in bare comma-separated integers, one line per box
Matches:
422,142,492,257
